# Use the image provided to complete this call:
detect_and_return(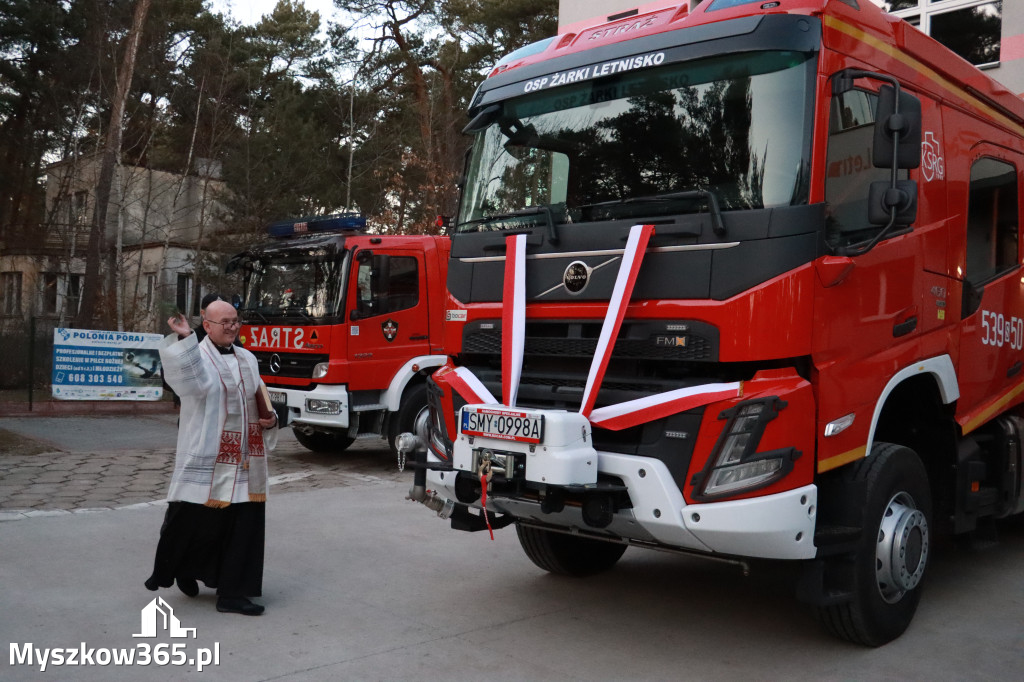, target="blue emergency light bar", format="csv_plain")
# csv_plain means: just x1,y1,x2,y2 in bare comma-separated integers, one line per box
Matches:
267,212,367,237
